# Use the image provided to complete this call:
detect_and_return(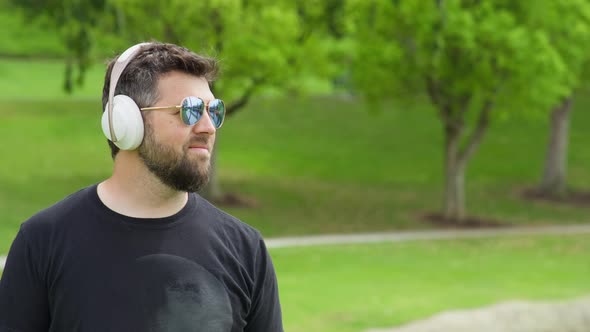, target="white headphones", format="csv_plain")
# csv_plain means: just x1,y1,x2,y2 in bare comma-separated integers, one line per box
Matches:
101,42,151,150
